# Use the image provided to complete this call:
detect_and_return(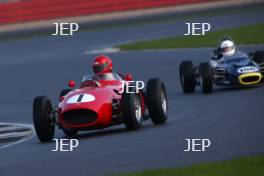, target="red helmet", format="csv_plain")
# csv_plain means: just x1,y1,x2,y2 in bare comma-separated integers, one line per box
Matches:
92,55,113,74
